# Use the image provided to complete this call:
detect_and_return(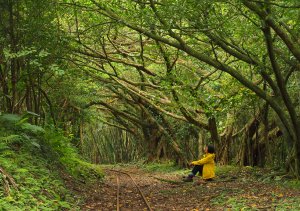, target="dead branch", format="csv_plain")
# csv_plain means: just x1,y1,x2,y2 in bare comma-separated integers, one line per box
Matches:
0,167,18,196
